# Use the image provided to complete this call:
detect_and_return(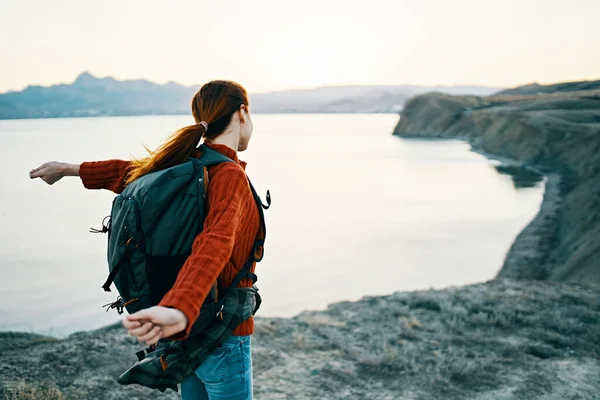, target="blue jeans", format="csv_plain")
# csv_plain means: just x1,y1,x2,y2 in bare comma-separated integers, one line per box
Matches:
181,335,253,400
